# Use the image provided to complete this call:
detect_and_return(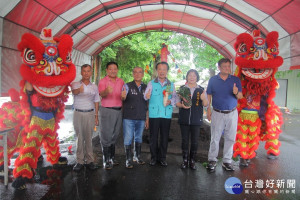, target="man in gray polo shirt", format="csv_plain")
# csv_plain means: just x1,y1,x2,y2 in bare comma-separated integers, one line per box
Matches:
71,64,100,172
